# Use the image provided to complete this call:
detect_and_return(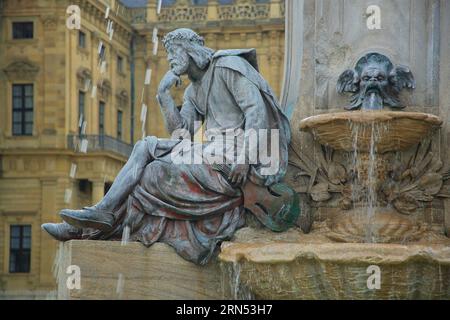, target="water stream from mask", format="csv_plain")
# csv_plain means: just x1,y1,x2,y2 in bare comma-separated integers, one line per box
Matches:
350,120,386,242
